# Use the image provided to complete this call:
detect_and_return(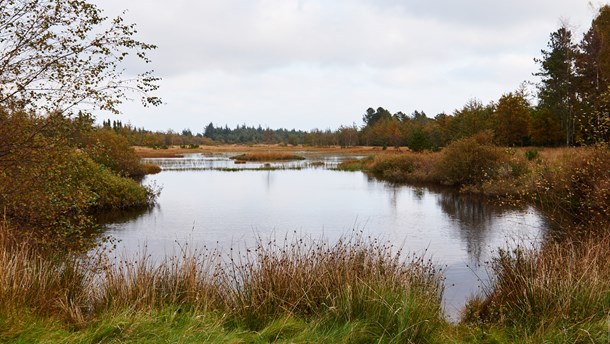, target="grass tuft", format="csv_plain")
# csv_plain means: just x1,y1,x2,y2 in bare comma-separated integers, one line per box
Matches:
463,232,610,342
